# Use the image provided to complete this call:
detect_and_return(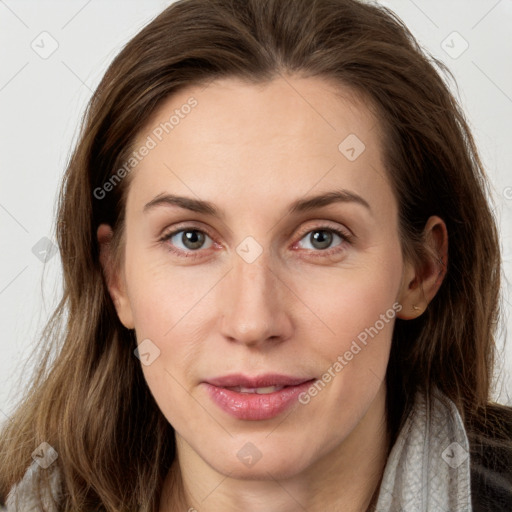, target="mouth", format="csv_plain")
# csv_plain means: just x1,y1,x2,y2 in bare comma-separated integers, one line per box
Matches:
203,373,316,421
221,384,288,394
